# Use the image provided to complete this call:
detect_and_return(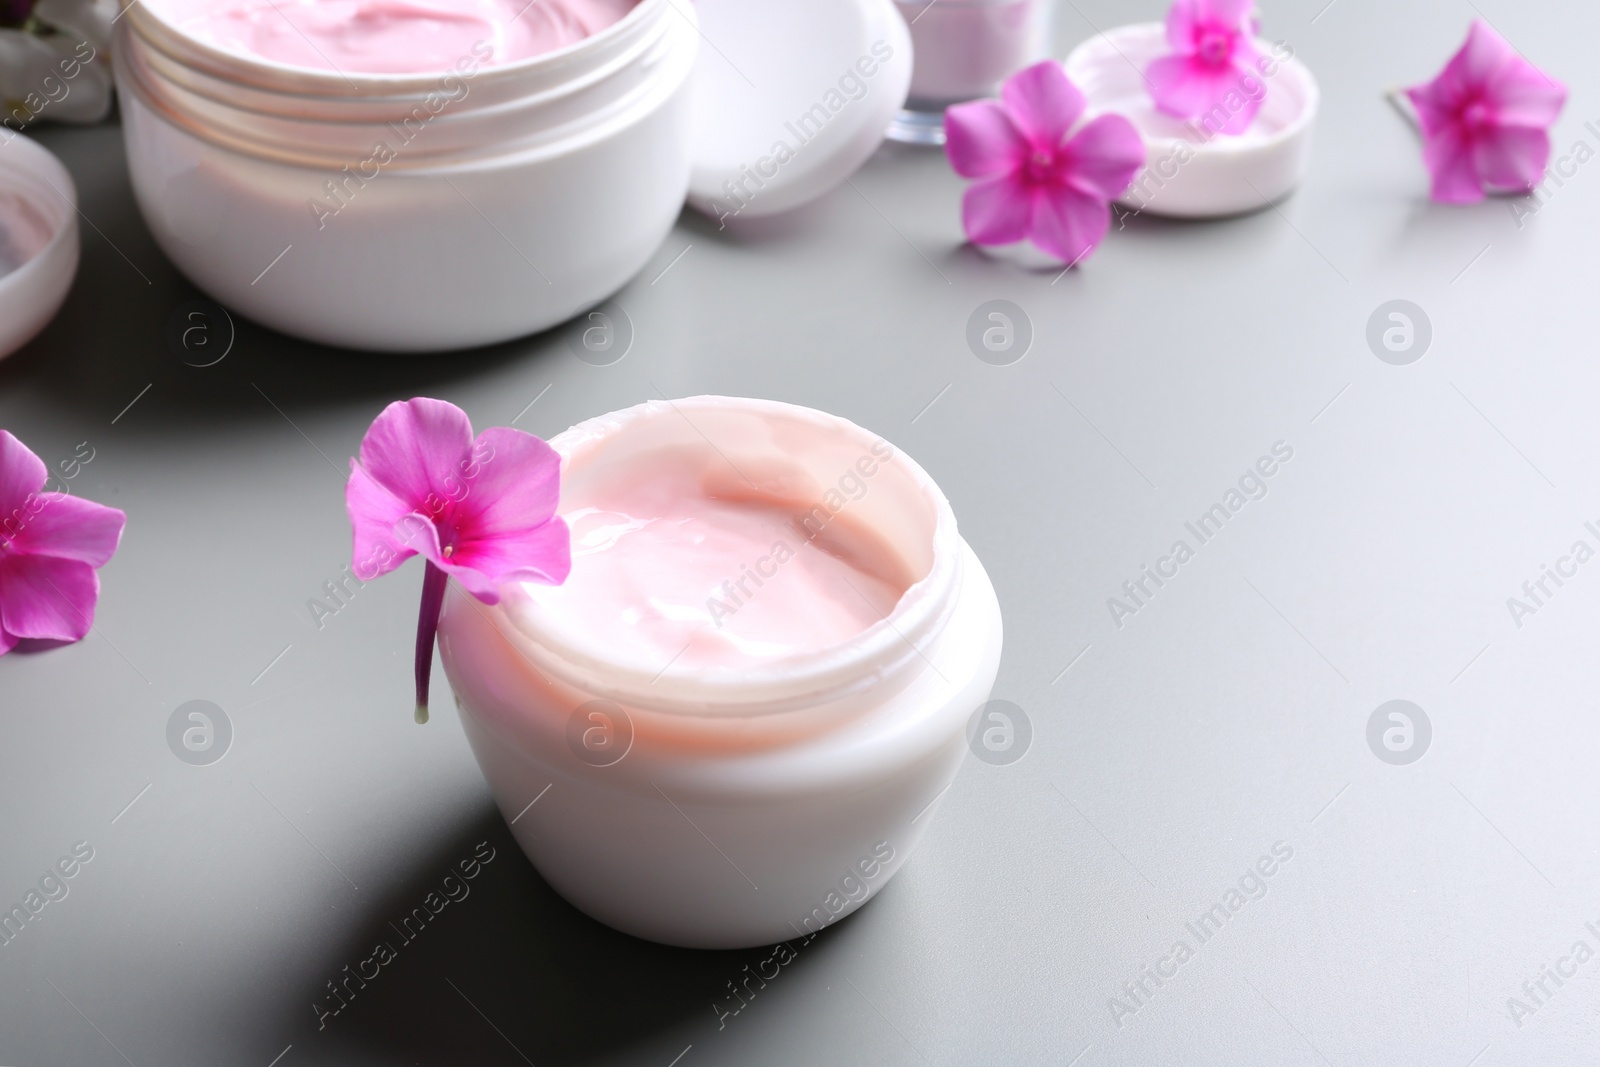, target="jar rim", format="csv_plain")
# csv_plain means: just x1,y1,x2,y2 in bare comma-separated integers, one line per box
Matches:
486,396,964,717
0,136,77,295
124,0,669,92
